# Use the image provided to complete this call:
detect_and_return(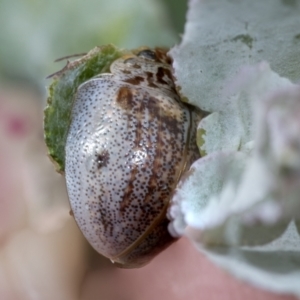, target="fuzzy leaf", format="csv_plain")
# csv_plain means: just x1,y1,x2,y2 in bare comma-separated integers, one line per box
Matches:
169,0,300,295
44,45,124,172
170,0,300,155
